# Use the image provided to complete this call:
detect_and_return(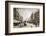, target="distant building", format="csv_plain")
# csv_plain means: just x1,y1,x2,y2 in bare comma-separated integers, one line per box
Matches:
14,8,23,21
28,10,39,26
